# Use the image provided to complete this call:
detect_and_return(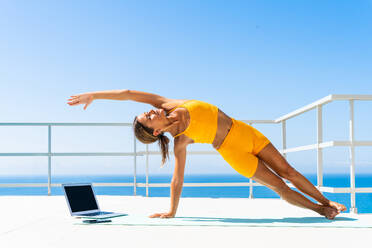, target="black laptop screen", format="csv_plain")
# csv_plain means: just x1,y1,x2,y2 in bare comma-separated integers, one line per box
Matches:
64,185,99,212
